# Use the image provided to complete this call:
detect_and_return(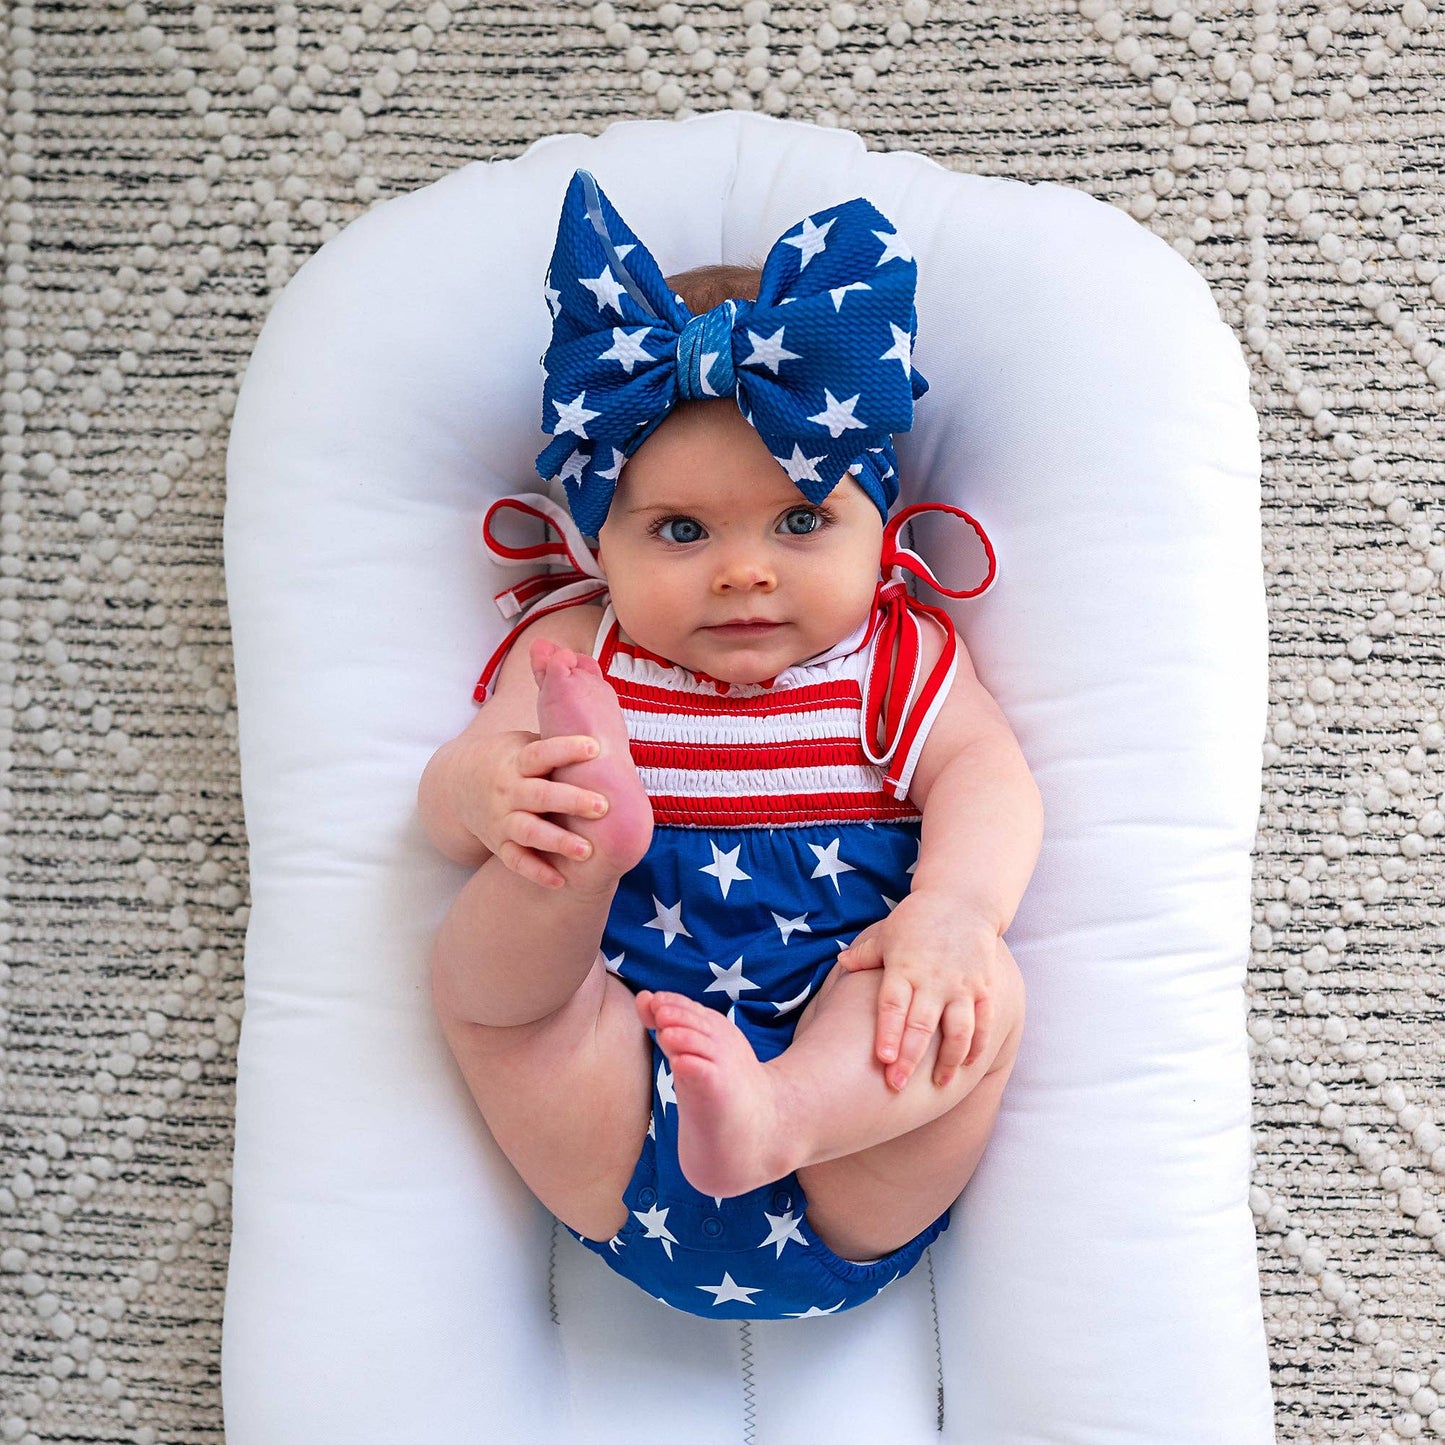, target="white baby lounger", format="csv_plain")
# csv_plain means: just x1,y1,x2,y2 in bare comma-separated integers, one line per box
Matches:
222,110,1277,1444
